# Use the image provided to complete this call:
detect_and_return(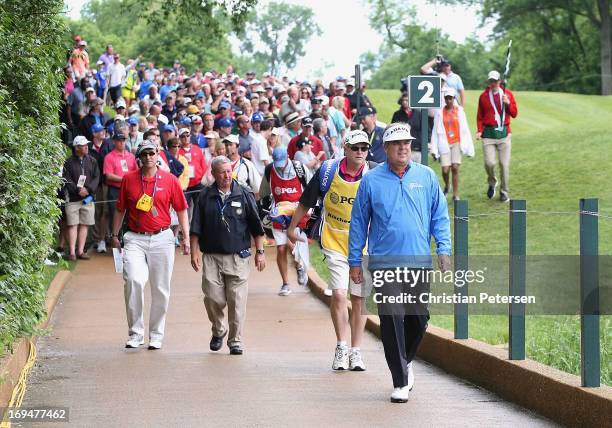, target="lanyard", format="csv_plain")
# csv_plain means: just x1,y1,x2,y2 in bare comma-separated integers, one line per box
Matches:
489,89,505,131
444,107,457,131
216,193,231,233
79,158,85,176
141,171,158,200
